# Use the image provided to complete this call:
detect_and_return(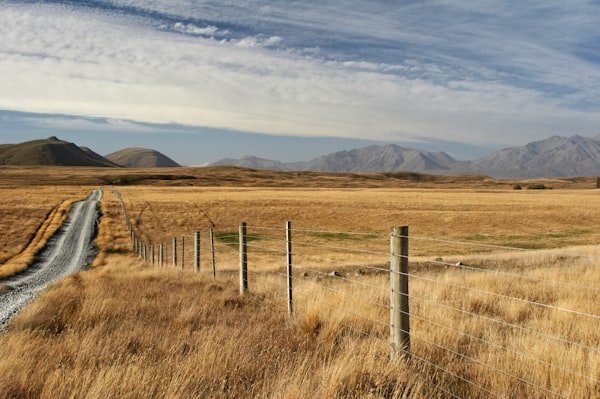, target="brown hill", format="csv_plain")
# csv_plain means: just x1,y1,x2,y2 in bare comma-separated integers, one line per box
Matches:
0,137,119,167
105,148,181,168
